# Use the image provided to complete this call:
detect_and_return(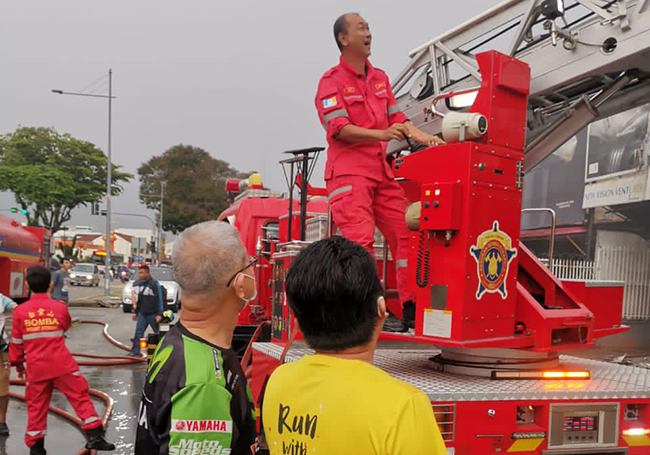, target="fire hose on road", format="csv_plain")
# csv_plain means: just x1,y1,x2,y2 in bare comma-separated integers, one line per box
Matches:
72,319,147,366
9,319,146,454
